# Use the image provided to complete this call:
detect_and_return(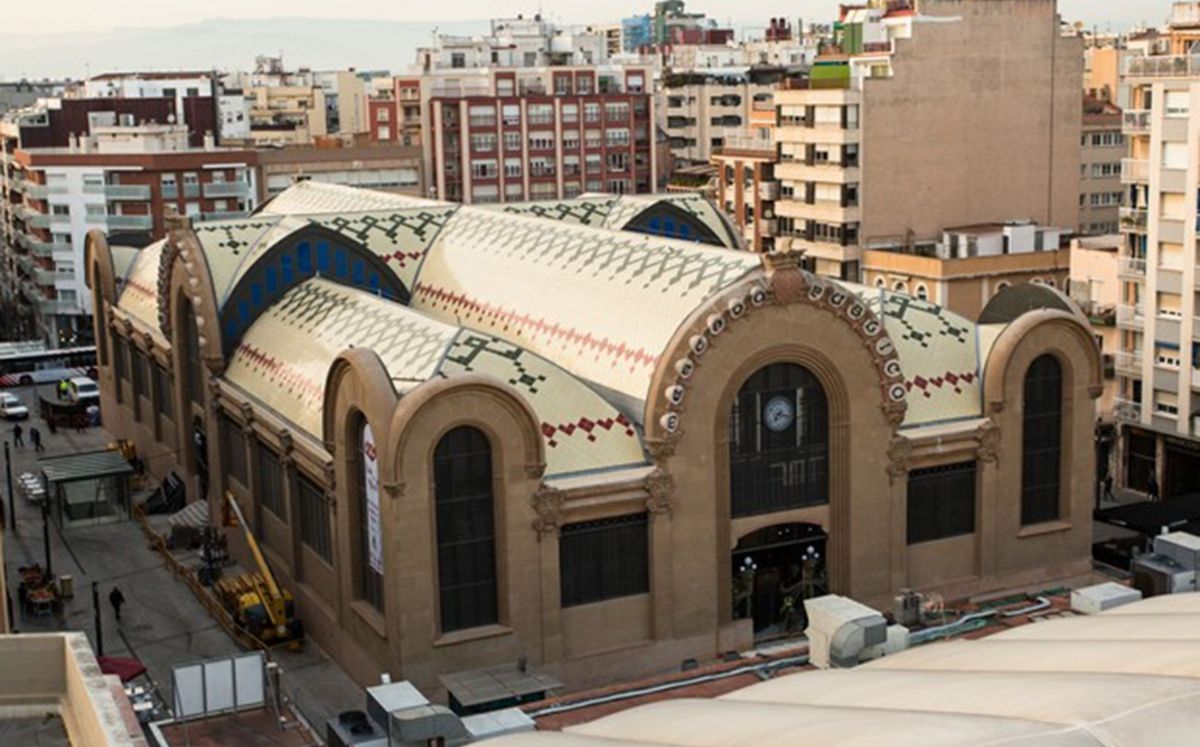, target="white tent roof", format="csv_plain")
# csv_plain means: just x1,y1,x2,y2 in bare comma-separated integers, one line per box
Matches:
489,593,1200,747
